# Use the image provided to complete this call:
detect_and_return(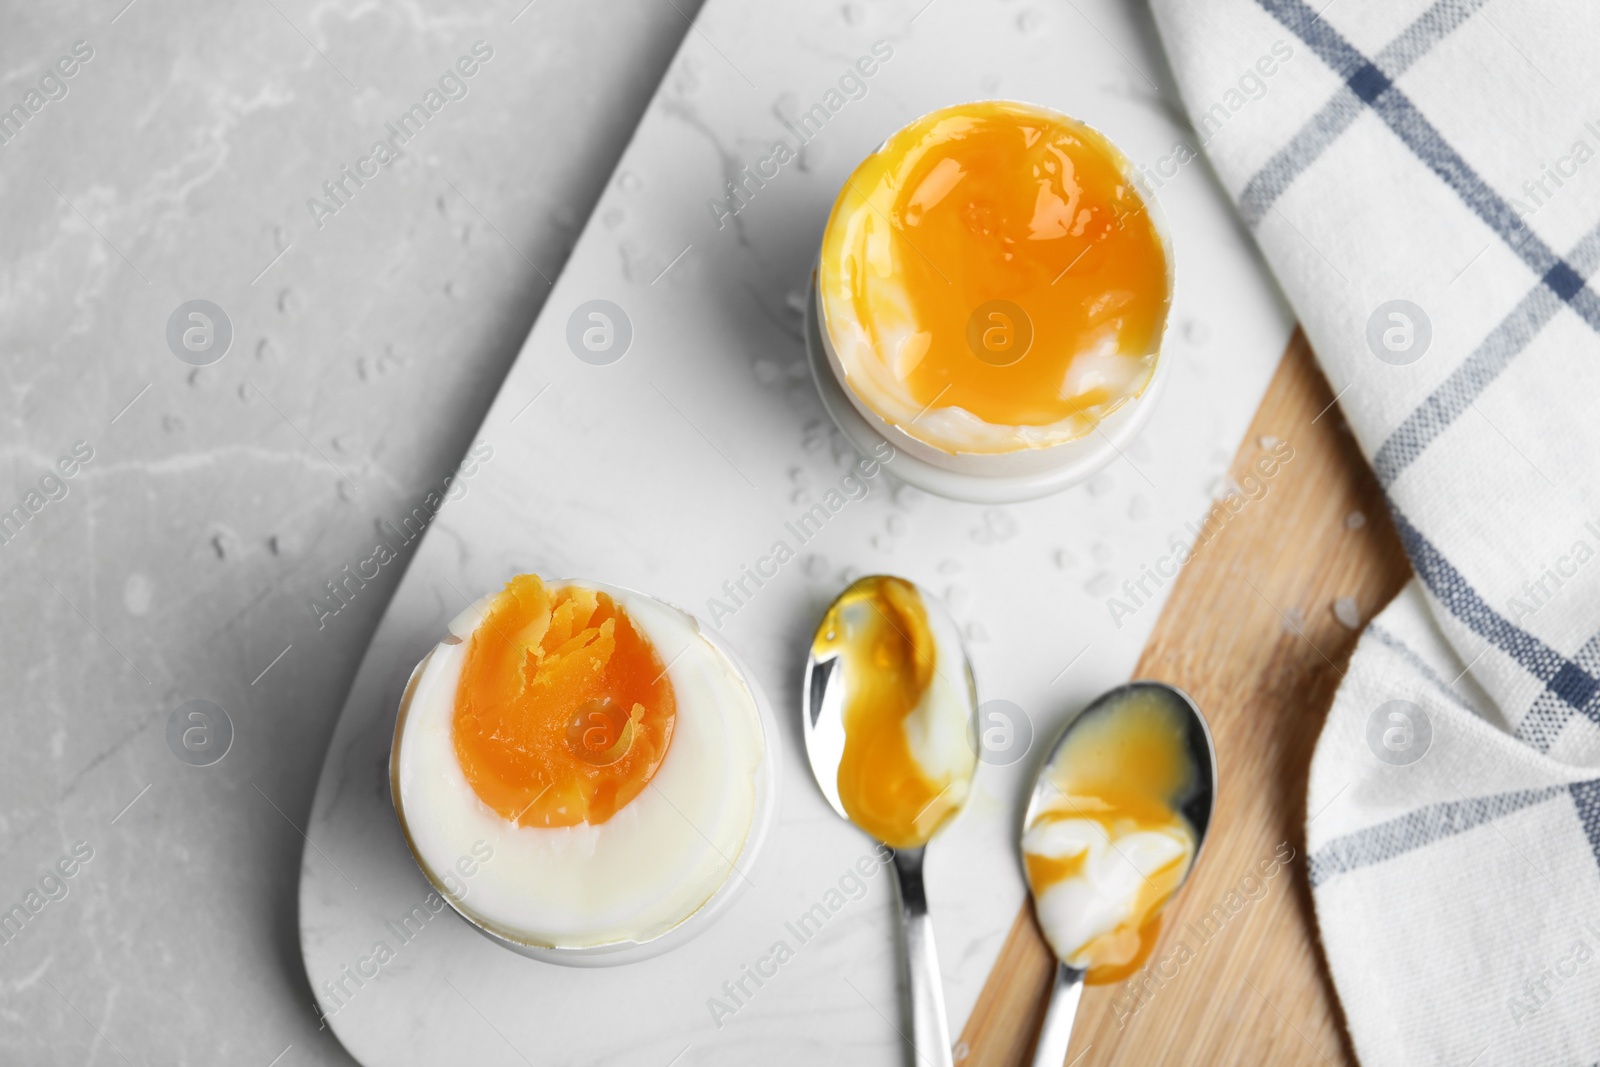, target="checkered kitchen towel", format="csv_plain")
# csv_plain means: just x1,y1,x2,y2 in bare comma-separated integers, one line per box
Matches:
1149,2,1600,1064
